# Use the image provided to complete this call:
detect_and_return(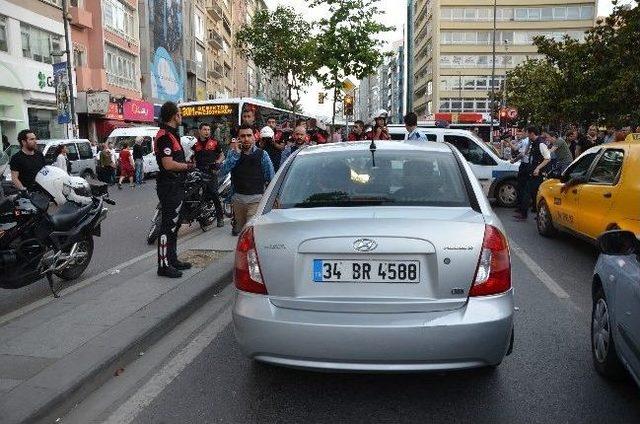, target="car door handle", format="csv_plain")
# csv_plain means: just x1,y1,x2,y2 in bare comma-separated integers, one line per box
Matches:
603,192,612,198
